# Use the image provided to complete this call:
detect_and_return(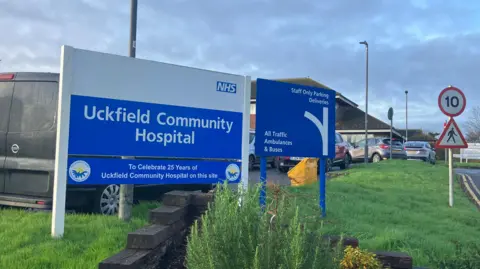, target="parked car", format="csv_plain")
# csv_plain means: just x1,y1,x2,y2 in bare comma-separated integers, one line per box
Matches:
0,72,213,215
404,141,436,164
249,130,276,170
350,137,407,162
275,132,351,173
345,141,355,152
